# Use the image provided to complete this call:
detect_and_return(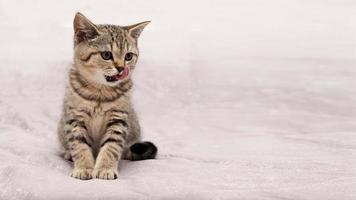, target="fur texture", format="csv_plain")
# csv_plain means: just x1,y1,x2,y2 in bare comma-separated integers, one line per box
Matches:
57,12,157,180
